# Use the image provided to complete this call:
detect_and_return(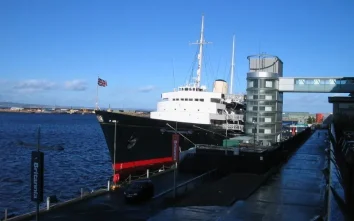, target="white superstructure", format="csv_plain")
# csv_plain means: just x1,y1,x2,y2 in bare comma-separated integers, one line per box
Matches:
150,15,244,131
